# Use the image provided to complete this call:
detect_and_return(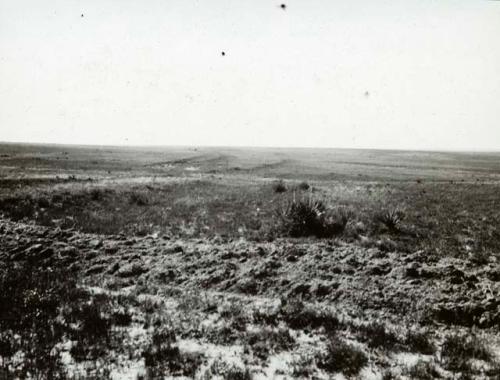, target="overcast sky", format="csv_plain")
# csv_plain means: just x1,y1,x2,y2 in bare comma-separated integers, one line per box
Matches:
1,0,499,150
